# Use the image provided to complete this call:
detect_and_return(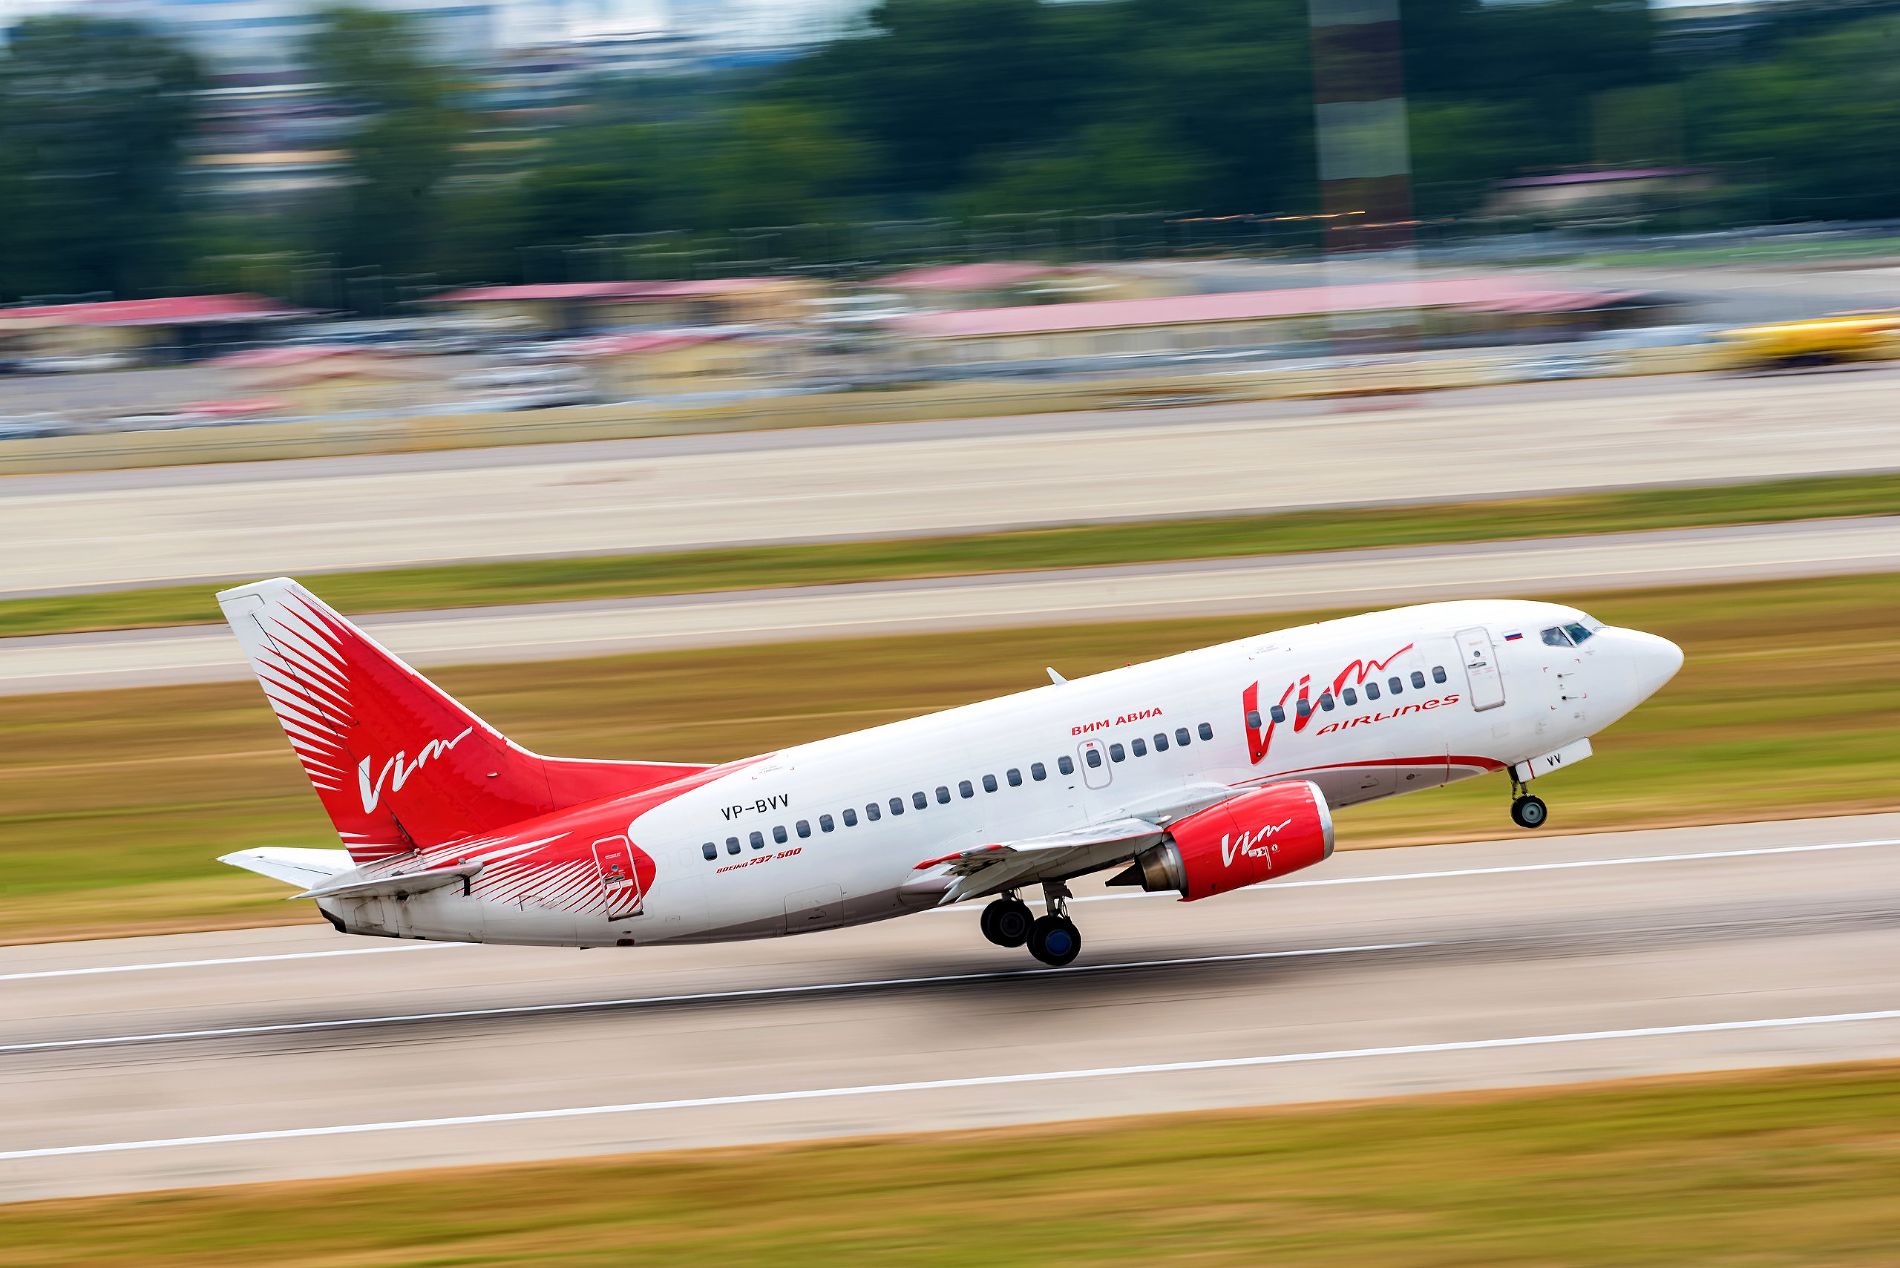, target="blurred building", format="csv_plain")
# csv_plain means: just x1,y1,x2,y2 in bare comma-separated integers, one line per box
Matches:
431,277,827,333
130,0,503,76
0,294,308,364
886,277,1648,373
216,344,452,414
867,262,1166,312
1485,168,1716,223
573,329,806,397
